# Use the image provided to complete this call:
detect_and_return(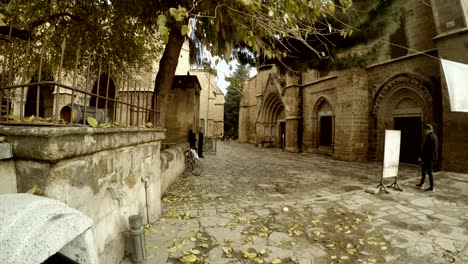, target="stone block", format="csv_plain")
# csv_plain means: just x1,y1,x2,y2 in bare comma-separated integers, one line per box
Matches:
0,194,97,264
365,187,380,194
0,160,17,194
0,143,12,160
